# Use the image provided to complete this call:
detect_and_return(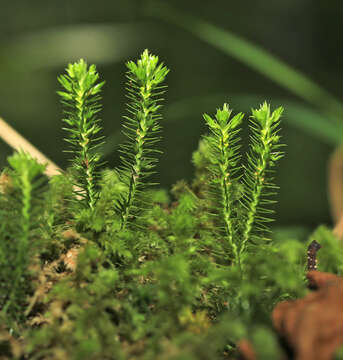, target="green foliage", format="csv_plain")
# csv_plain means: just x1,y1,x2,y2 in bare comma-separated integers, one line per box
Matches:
250,326,283,360
309,225,343,274
115,49,169,230
202,103,284,268
26,243,124,360
335,346,343,360
0,152,46,327
240,103,284,258
1,50,341,360
58,59,105,210
203,104,243,264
